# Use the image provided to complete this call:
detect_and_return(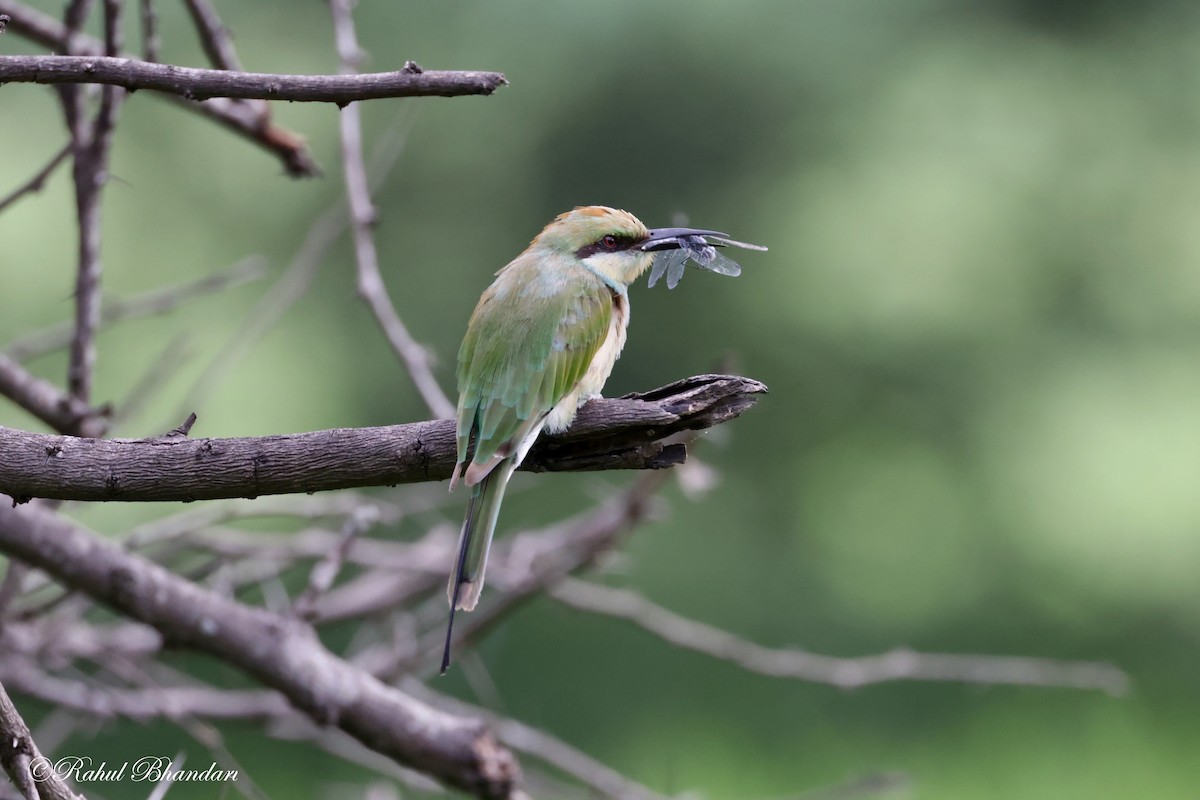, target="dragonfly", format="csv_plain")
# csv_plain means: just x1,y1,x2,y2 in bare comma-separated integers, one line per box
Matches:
646,233,767,290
